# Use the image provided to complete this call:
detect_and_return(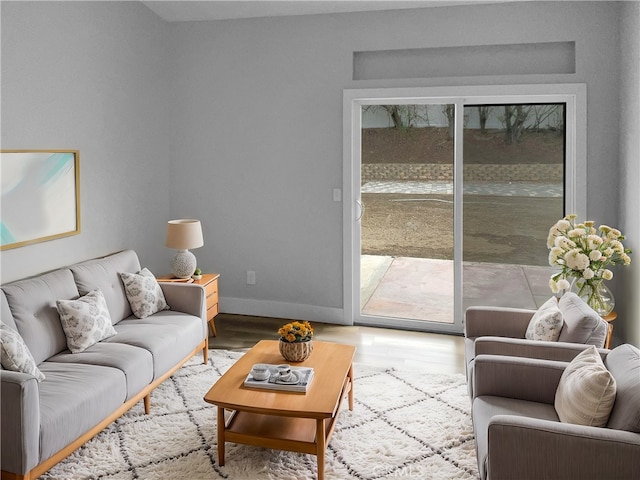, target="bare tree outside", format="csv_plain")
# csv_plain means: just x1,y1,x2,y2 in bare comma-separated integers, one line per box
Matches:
477,106,492,134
